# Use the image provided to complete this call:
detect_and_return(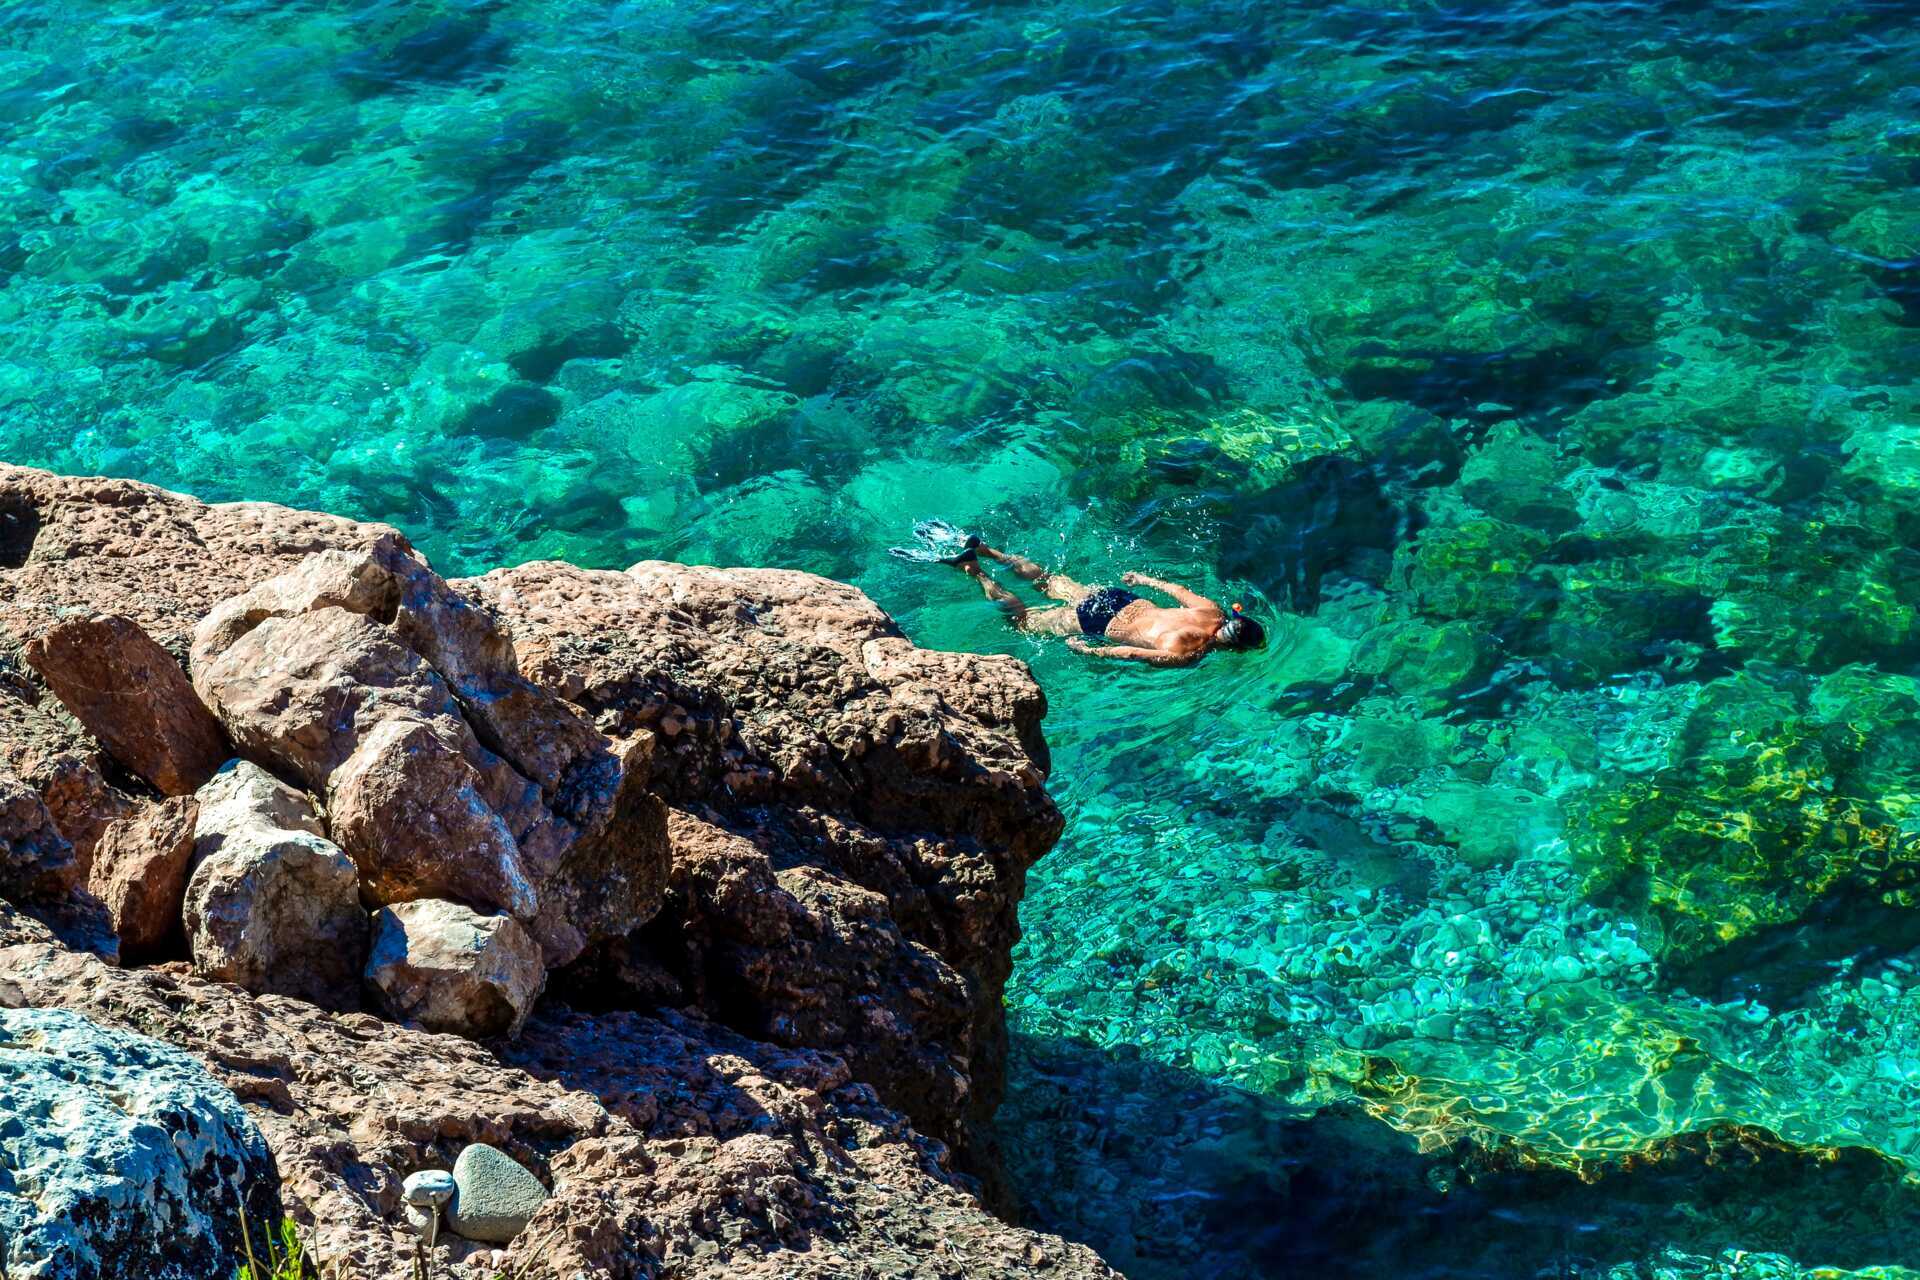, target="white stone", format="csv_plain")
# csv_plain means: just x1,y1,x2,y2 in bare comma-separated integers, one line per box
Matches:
403,1168,456,1207
192,758,322,842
